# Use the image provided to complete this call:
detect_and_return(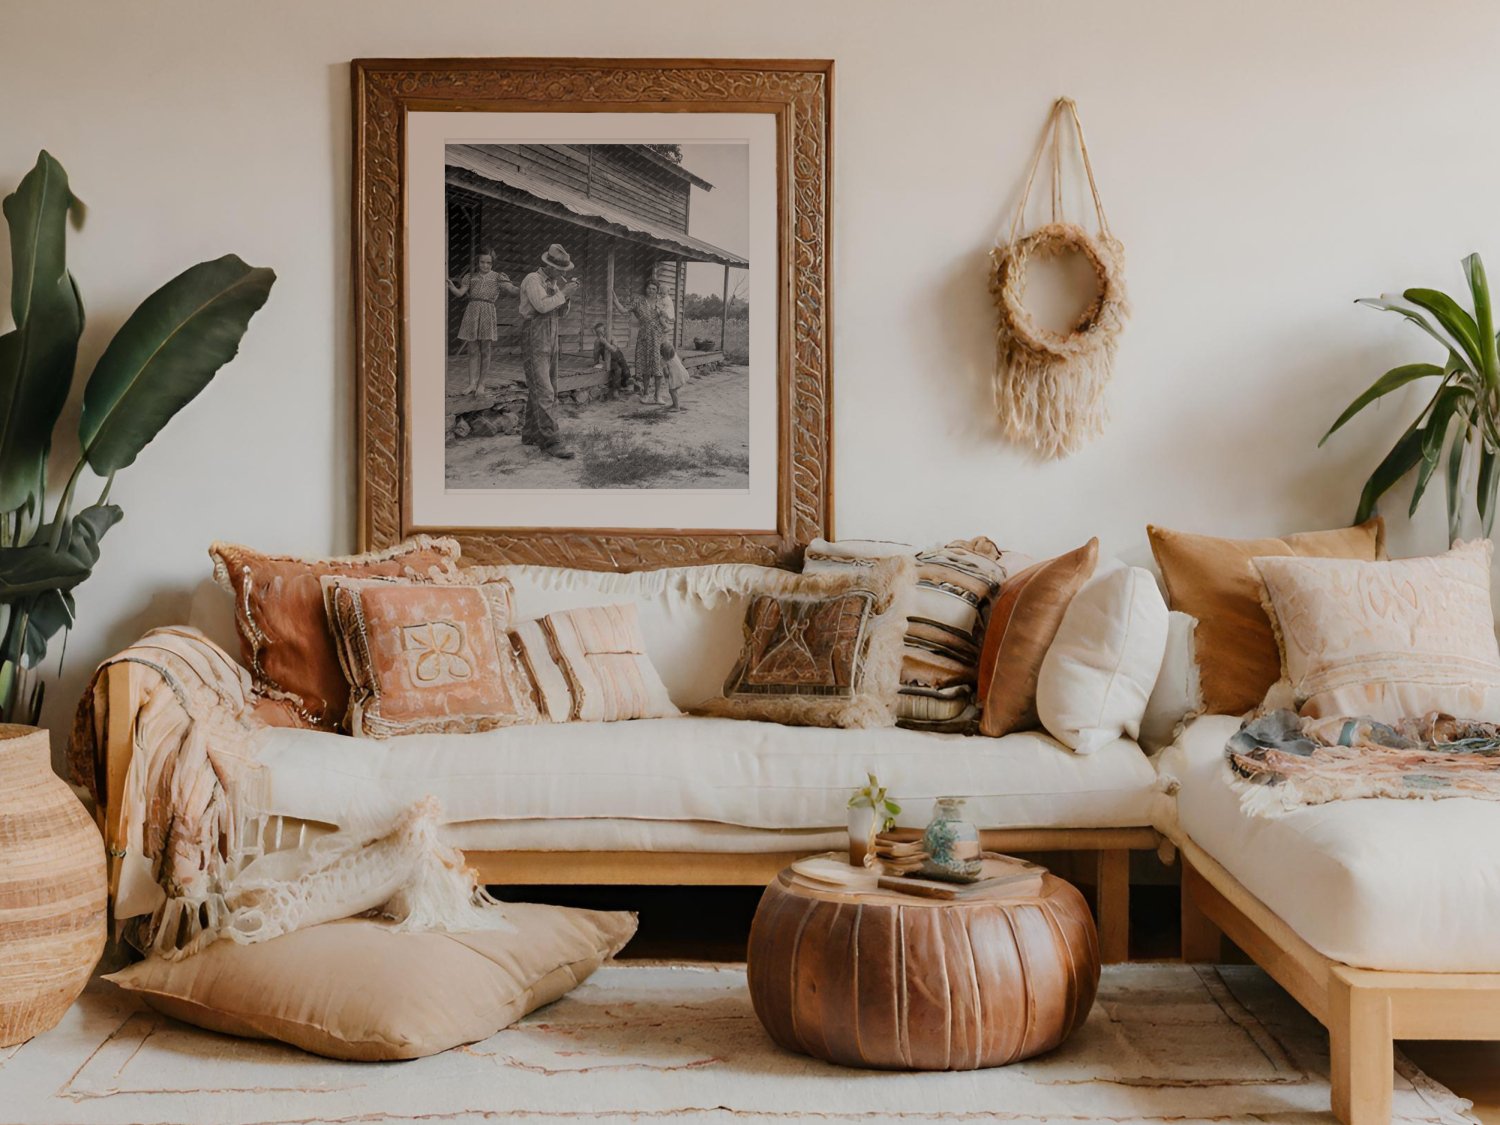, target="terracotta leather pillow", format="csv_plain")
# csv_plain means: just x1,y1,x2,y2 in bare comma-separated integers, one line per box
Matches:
210,537,461,730
976,539,1099,738
323,575,540,738
1147,518,1385,716
105,904,637,1061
